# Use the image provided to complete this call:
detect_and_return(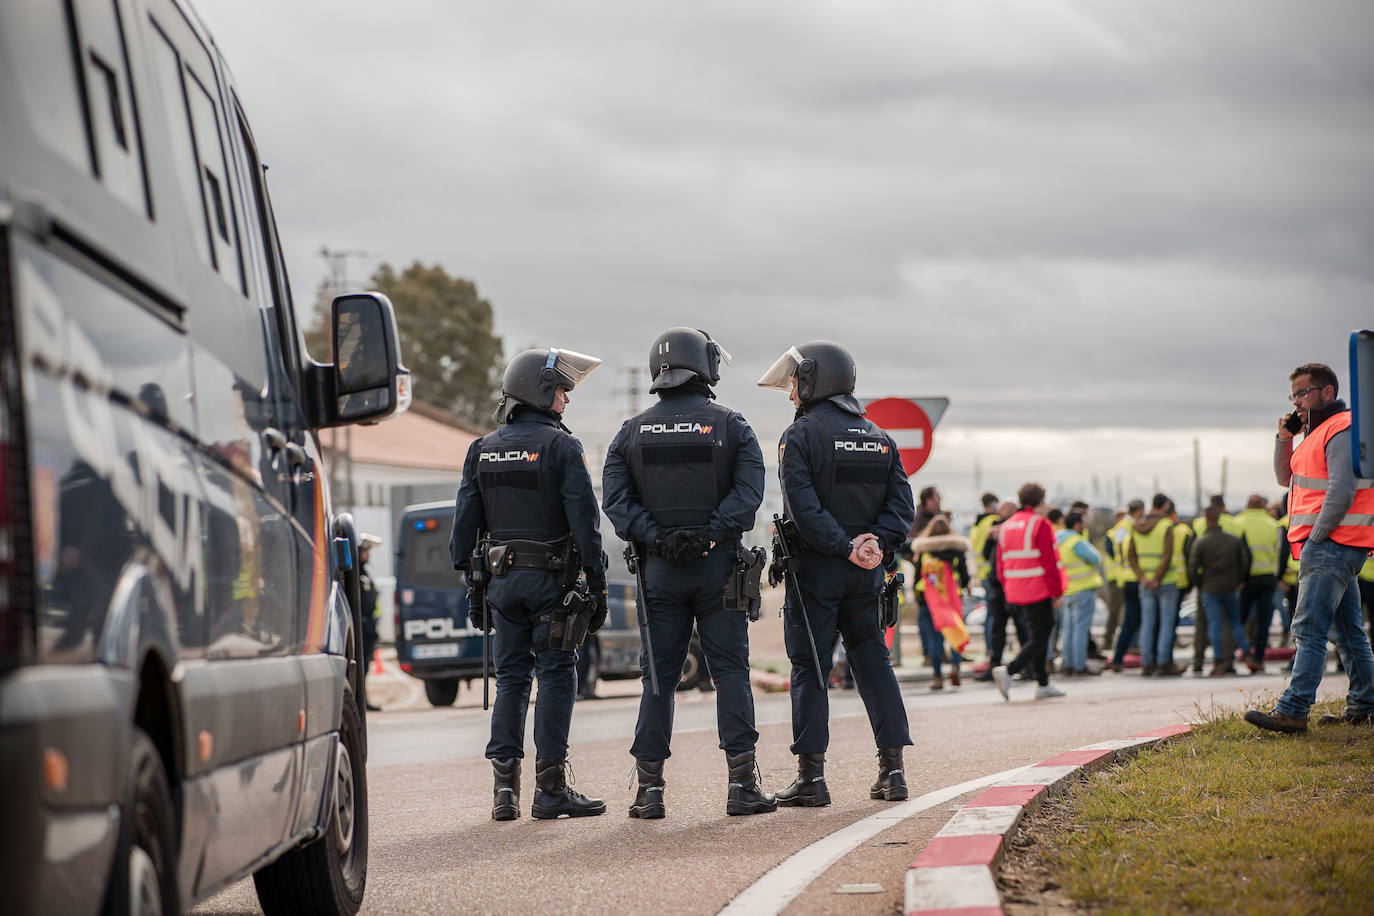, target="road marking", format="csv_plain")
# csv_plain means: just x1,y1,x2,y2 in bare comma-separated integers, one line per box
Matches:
718,765,1032,916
